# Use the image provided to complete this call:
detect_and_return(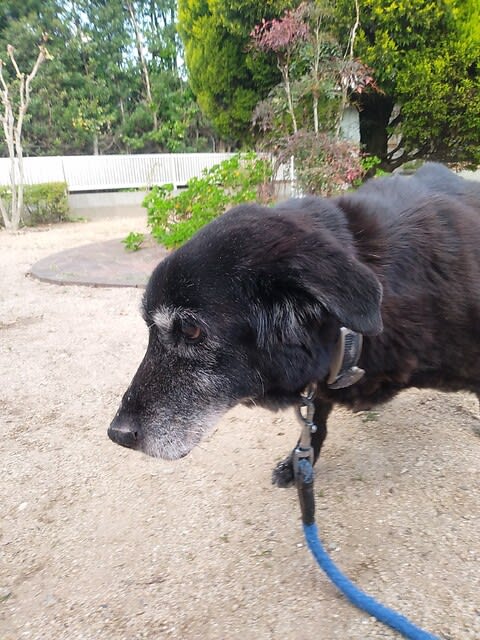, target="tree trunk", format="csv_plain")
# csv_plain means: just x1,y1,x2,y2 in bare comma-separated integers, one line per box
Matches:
280,62,297,134
310,13,323,135
358,93,395,166
0,196,10,230
1,90,16,229
13,74,27,229
336,0,360,140
335,90,348,139
0,44,48,231
15,150,24,230
125,0,158,130
313,95,319,134
119,97,125,124
8,151,17,230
